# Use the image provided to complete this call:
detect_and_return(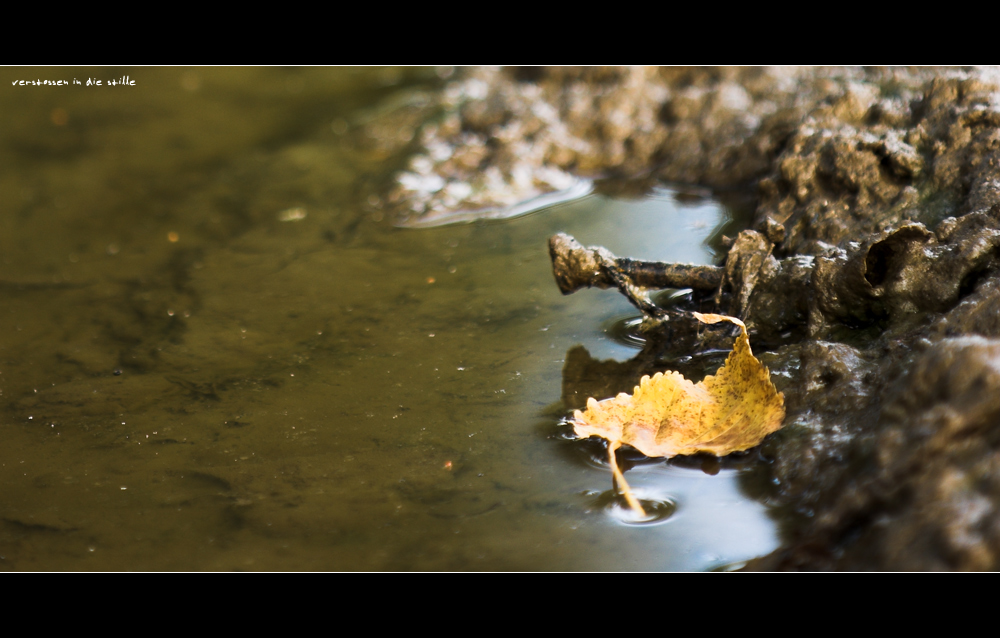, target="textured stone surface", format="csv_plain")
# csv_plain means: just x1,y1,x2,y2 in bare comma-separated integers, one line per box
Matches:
471,66,1000,570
